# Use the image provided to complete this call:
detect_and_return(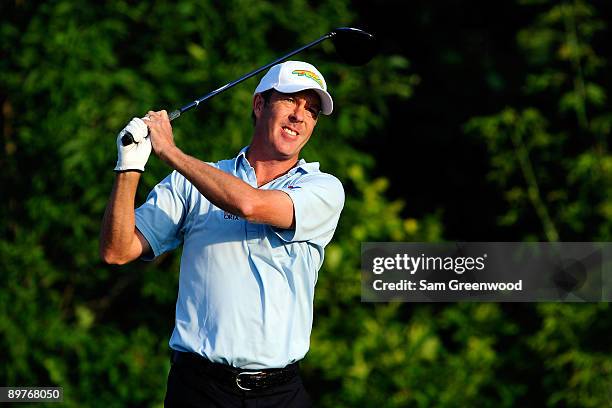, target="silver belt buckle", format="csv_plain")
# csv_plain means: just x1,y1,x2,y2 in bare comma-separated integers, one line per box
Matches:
235,371,264,391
